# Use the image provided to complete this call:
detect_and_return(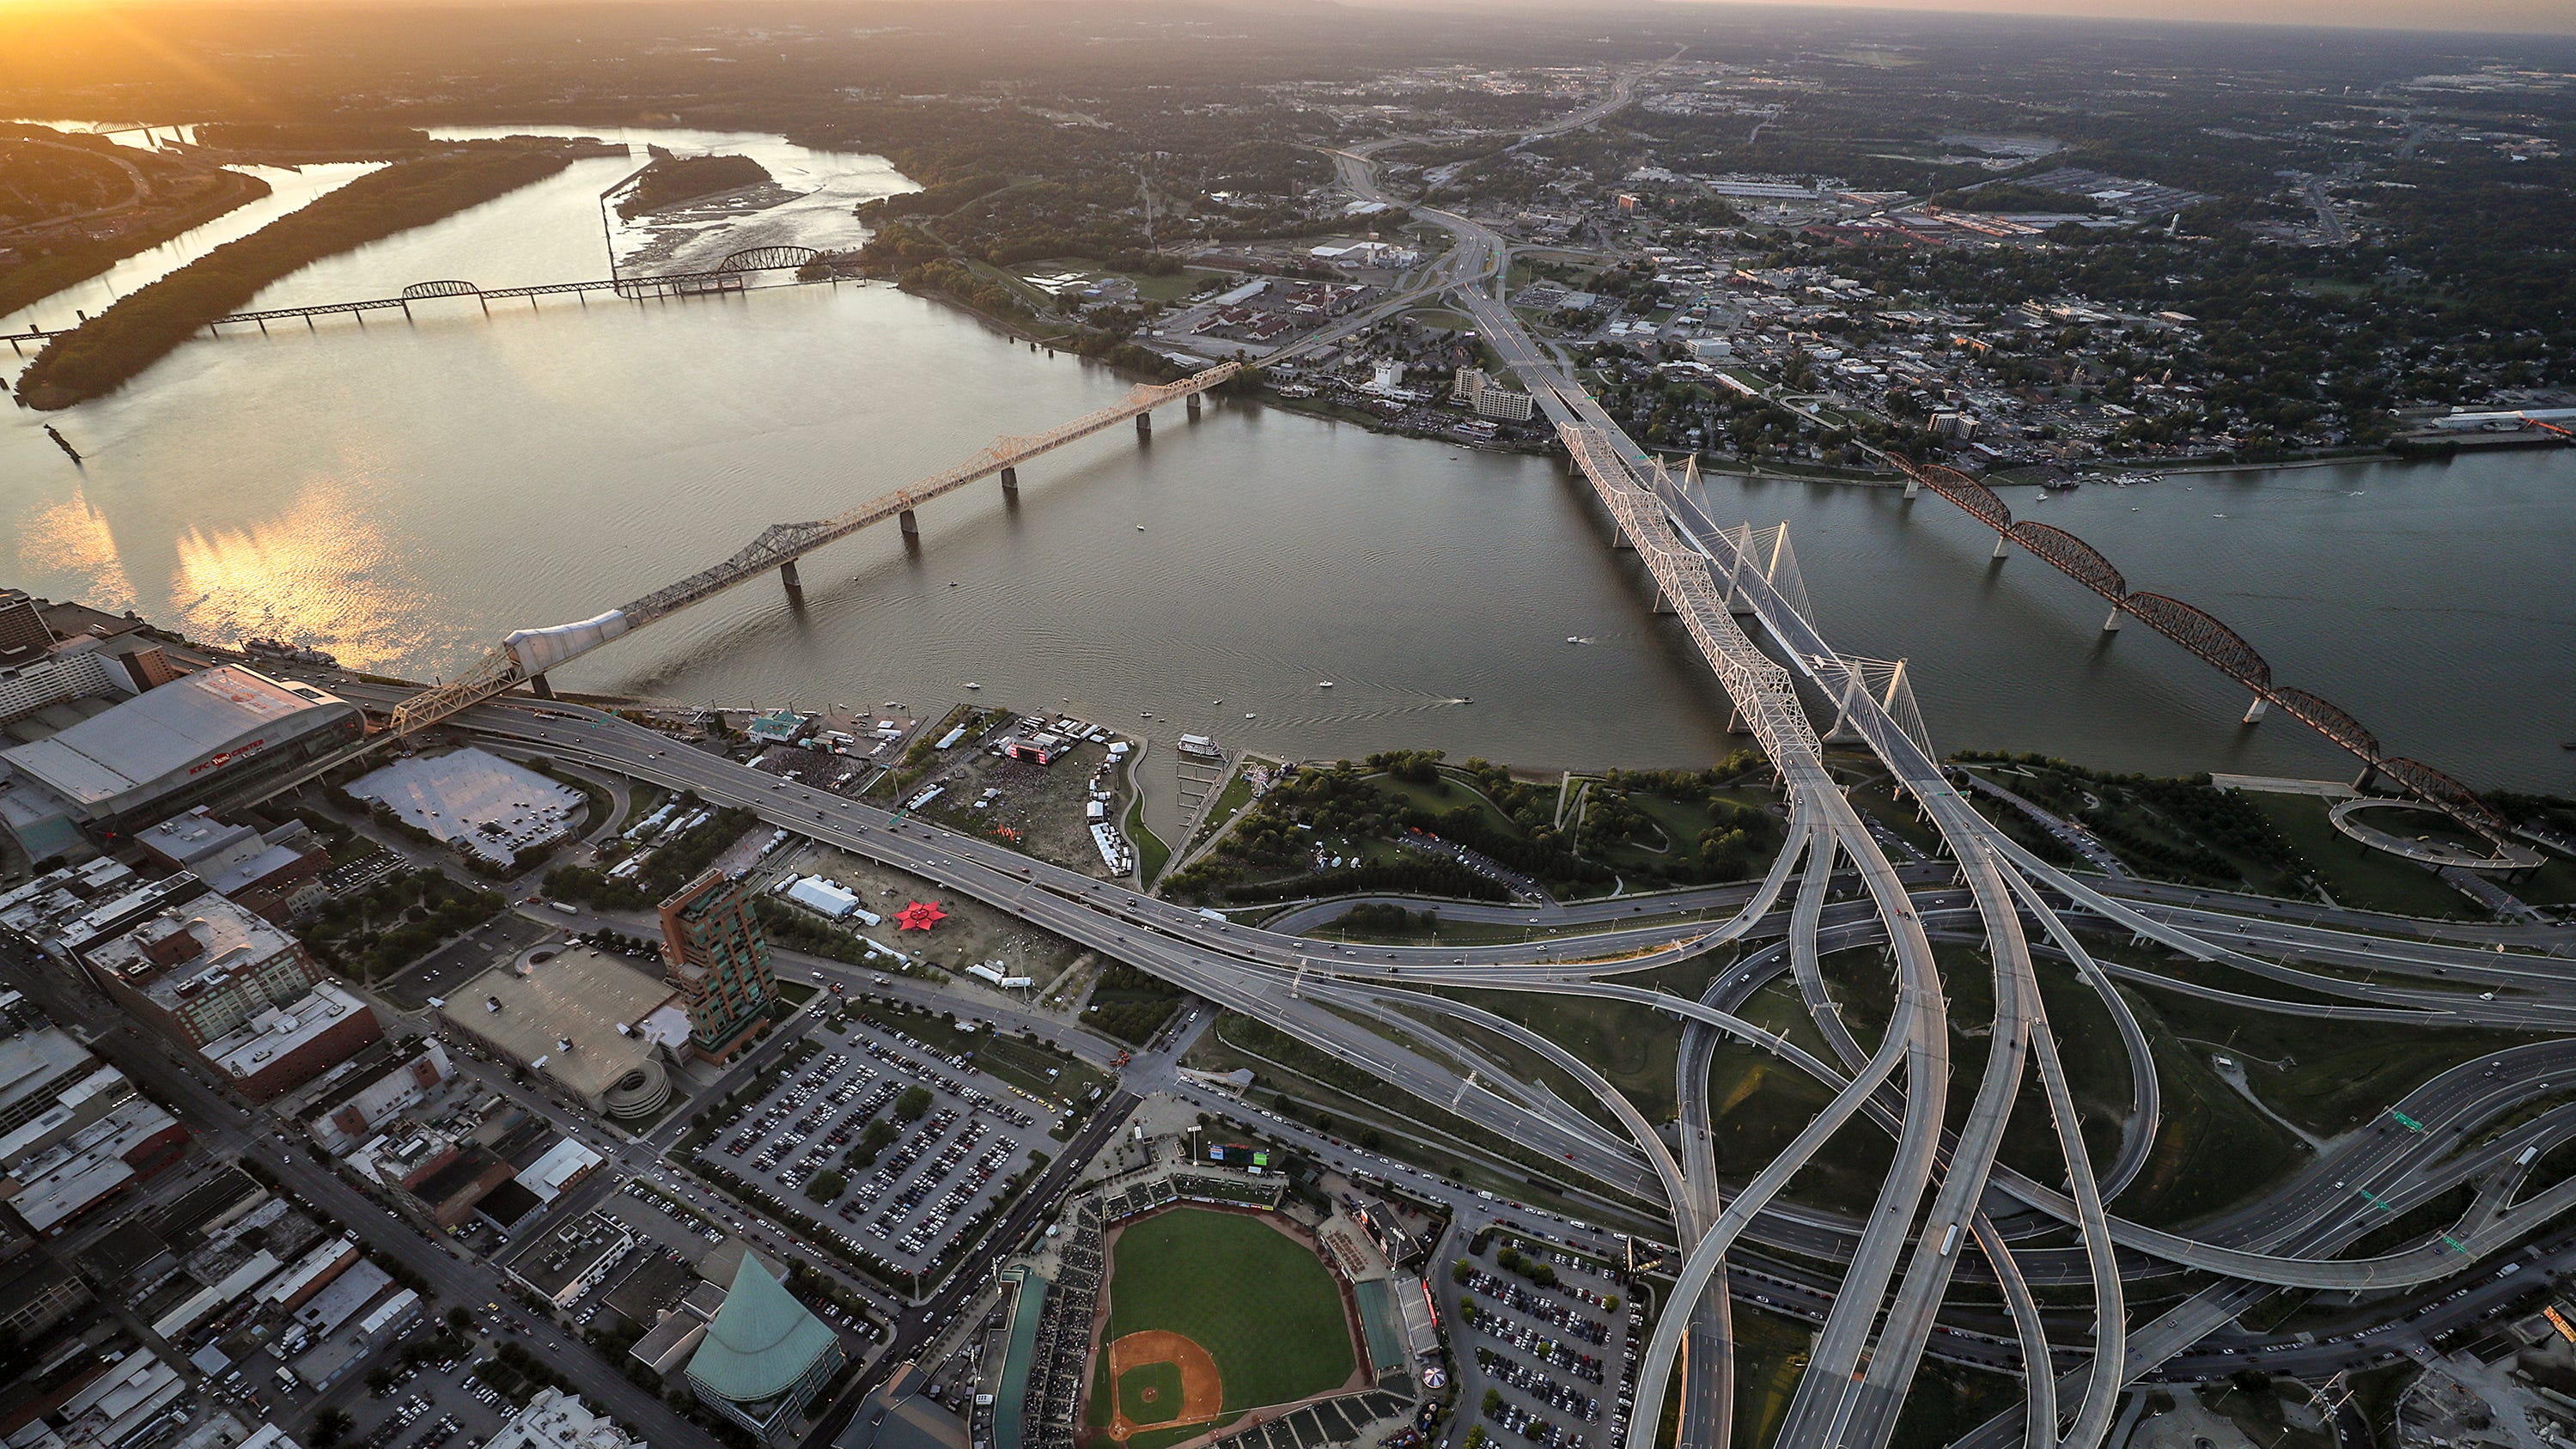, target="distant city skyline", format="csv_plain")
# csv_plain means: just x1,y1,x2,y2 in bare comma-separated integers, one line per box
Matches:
1362,0,2576,39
